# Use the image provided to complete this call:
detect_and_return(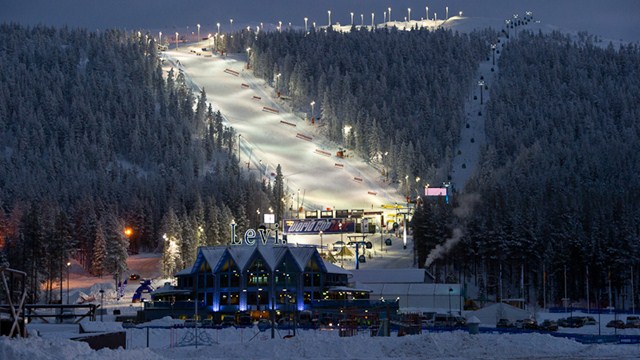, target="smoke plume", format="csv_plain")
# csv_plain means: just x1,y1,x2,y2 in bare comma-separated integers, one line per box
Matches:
424,193,481,267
